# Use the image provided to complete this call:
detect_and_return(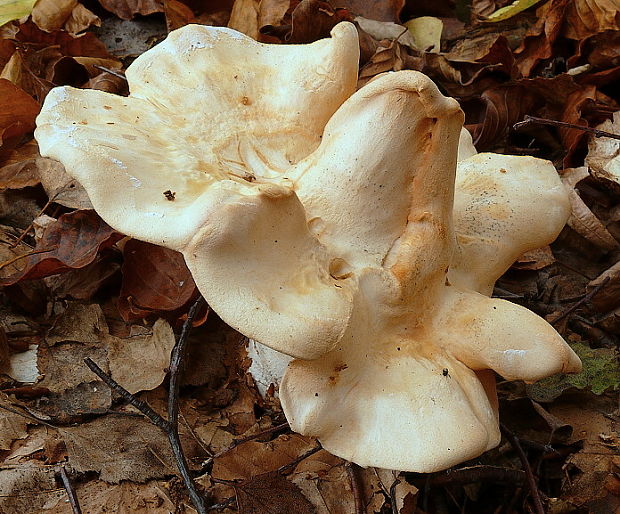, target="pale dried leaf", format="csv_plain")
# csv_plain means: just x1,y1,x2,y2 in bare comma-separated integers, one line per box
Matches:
404,16,443,53
31,0,77,32
194,418,235,454
393,479,419,513
61,416,175,483
8,346,39,383
213,434,316,480
561,167,618,250
0,409,28,450
38,158,93,210
107,319,175,394
355,17,418,50
46,302,107,346
41,479,176,513
0,467,57,514
65,2,101,34
228,0,260,39
587,260,620,312
513,245,556,270
586,111,620,189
